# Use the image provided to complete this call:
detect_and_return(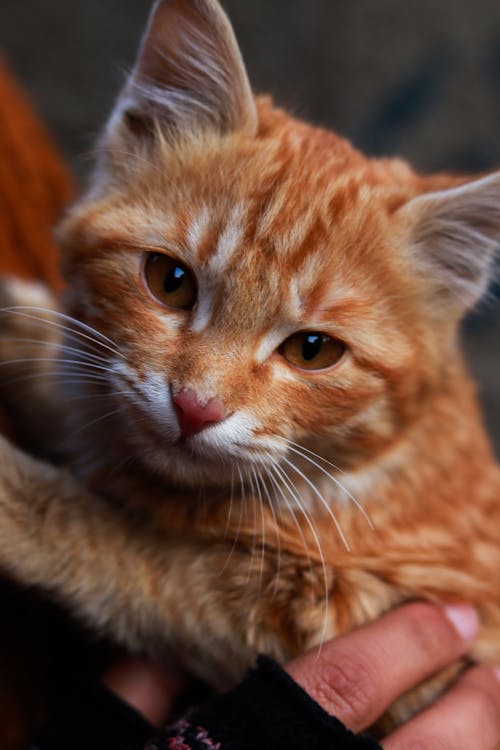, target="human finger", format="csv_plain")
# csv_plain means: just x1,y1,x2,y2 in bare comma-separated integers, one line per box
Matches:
286,602,479,733
103,655,186,728
383,664,500,750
